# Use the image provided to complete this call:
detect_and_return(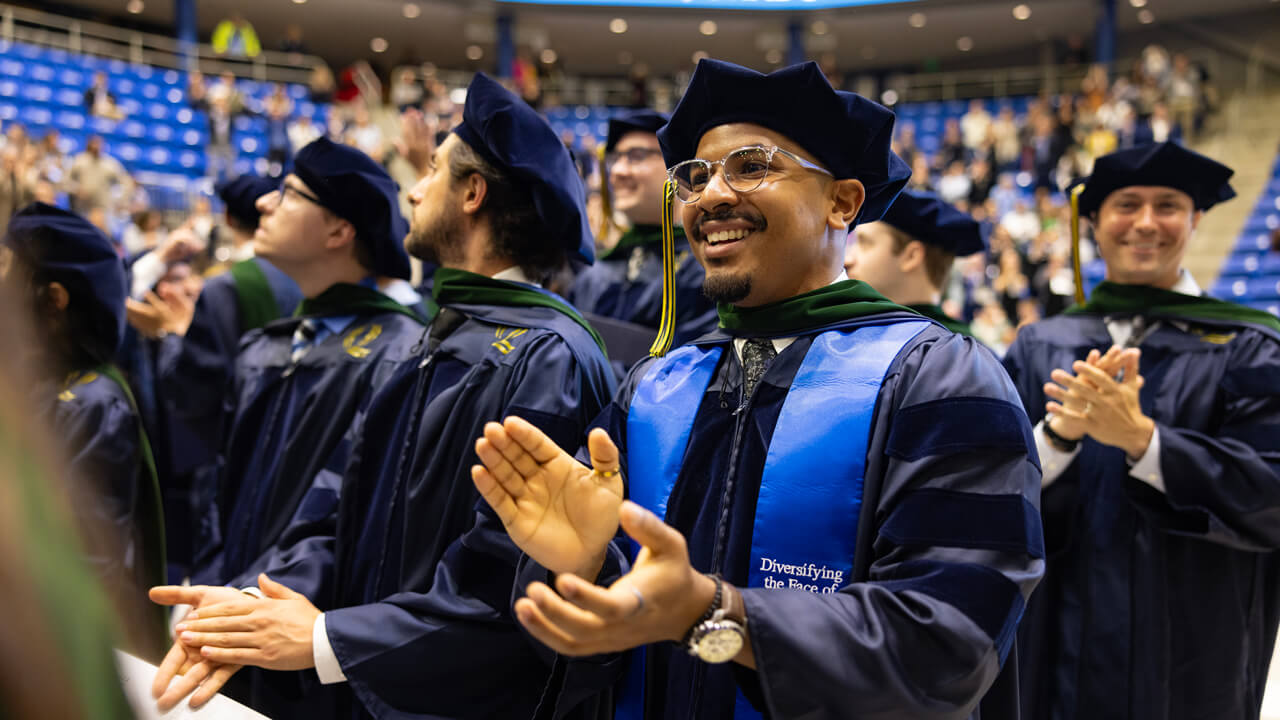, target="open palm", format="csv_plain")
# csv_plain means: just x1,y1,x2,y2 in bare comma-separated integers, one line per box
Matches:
473,417,623,578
